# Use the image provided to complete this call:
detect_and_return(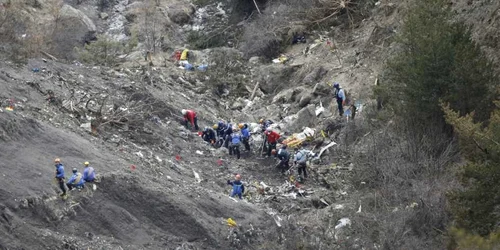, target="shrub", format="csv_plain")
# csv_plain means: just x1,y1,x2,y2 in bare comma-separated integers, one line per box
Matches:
76,34,135,66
